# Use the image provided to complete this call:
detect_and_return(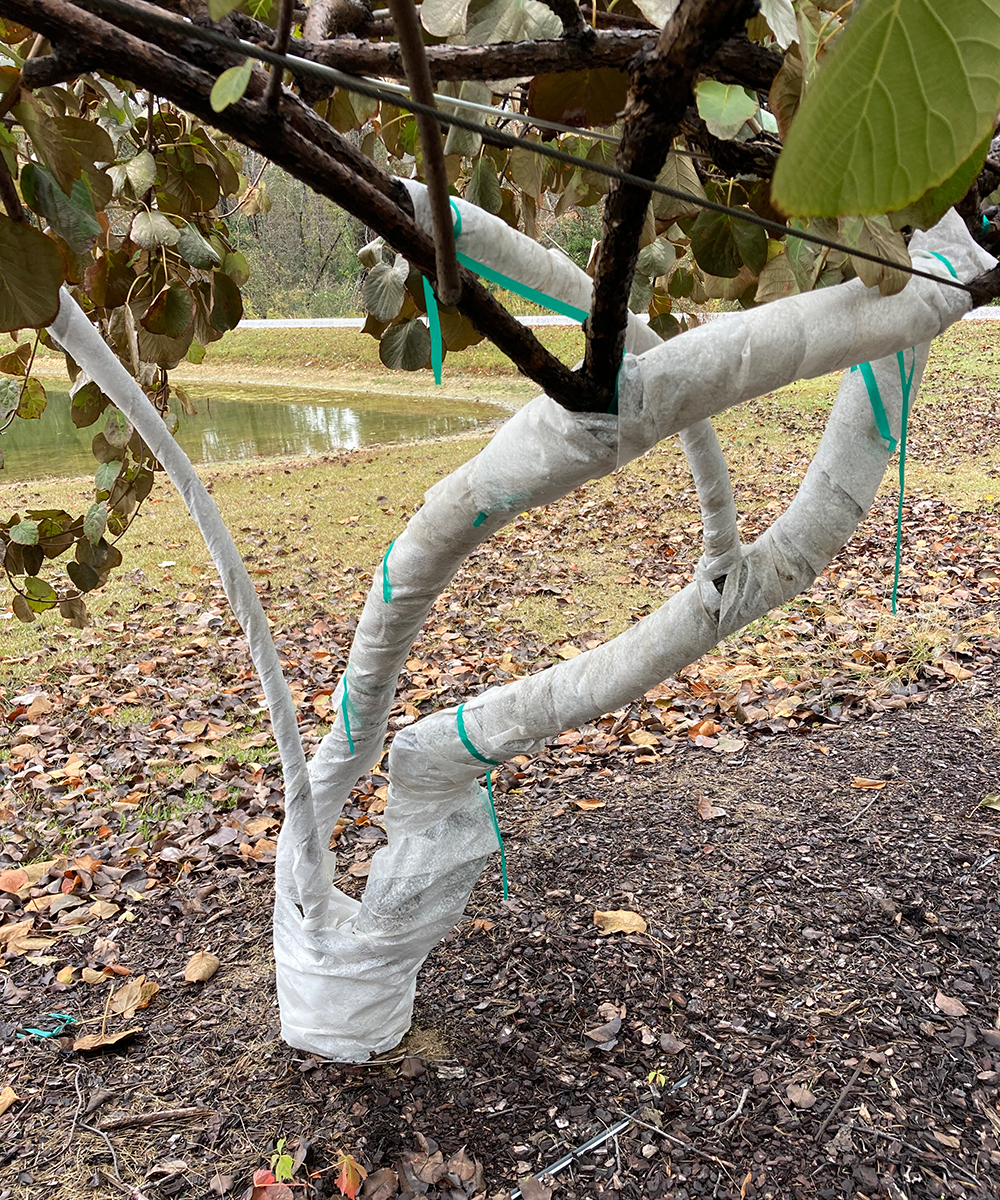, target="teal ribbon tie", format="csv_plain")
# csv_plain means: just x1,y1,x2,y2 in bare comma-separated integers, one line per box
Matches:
891,347,916,615
422,275,443,386
382,539,395,604
850,347,917,615
456,702,508,898
450,198,589,323
851,361,897,454
340,677,357,755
